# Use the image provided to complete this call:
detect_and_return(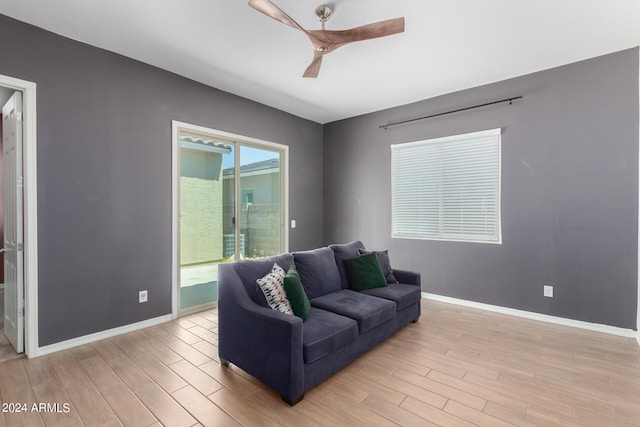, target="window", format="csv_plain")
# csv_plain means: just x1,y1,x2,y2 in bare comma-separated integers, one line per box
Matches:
391,128,501,243
242,189,254,204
